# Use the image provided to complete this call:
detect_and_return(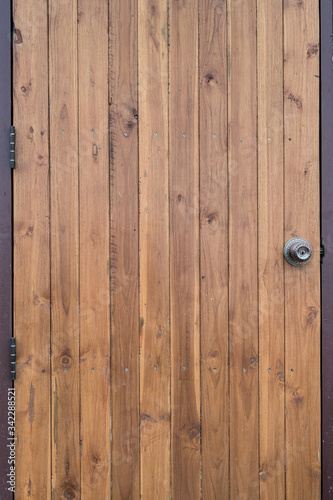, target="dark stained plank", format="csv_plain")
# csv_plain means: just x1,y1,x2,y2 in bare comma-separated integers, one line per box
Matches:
257,0,285,497
169,0,200,497
138,0,170,497
284,0,321,498
49,0,80,497
109,0,140,496
199,0,229,497
321,0,333,496
228,0,259,496
0,1,12,496
13,0,51,497
78,1,111,498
